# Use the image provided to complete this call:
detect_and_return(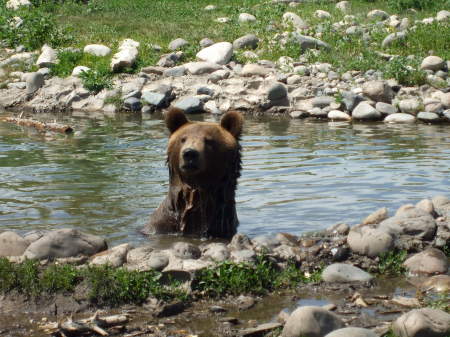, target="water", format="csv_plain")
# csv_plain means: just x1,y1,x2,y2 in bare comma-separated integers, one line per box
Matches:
1,110,450,244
